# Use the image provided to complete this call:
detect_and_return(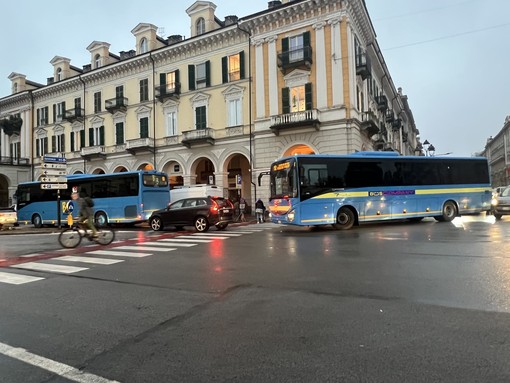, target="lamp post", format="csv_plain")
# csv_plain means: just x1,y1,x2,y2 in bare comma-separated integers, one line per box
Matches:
422,140,435,157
